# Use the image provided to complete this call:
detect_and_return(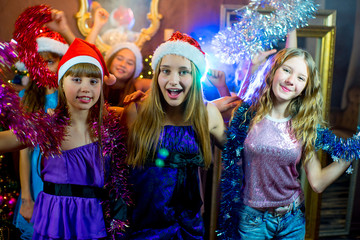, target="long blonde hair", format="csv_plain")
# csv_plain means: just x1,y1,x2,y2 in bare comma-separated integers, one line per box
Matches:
127,58,212,168
246,48,325,165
